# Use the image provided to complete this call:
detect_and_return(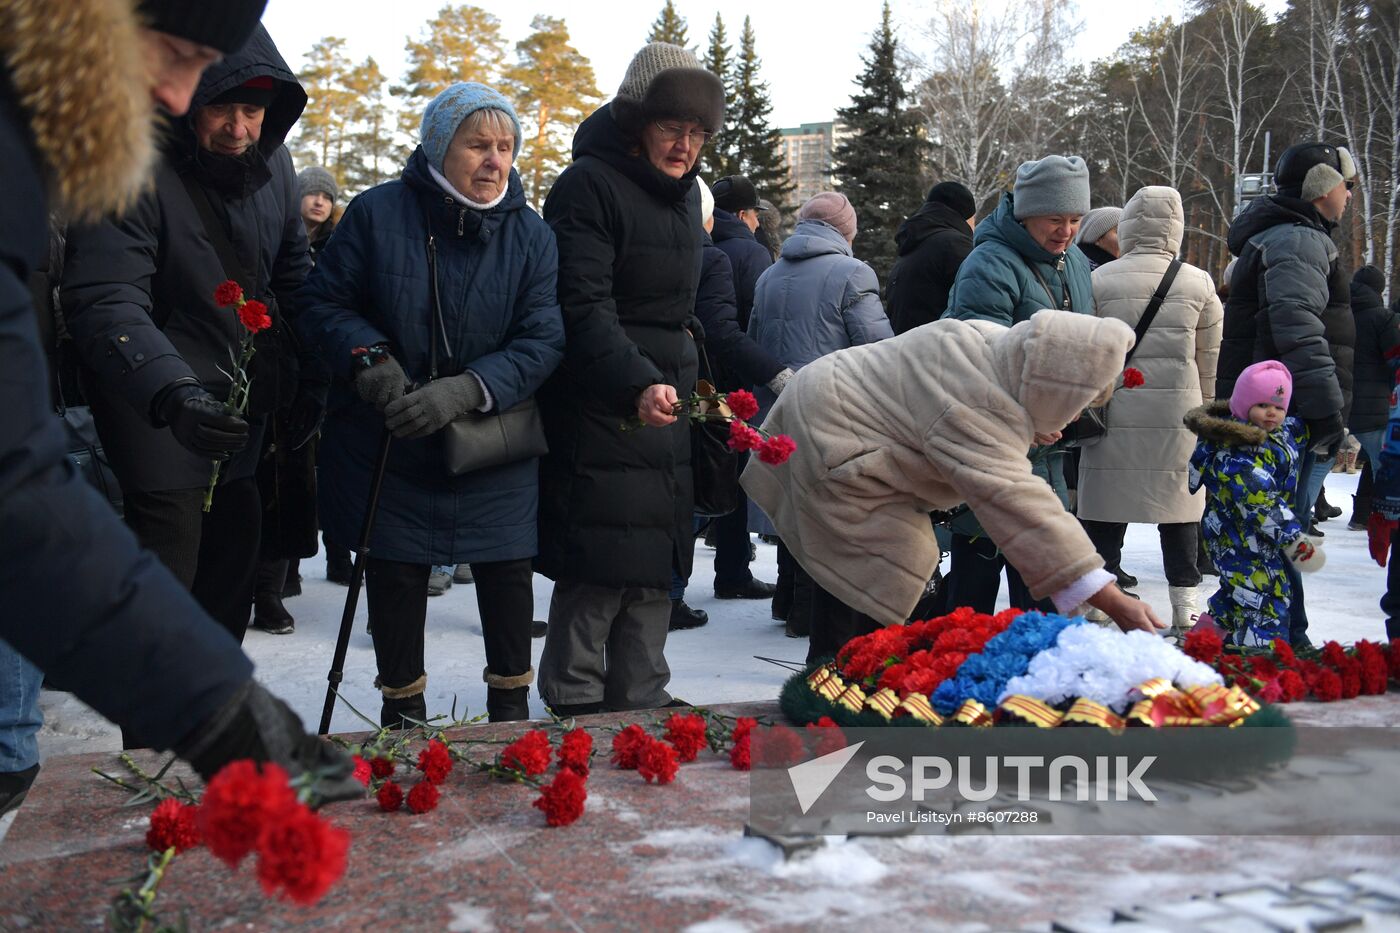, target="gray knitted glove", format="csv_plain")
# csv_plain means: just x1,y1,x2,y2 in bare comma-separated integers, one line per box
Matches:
353,356,408,411
383,374,486,439
767,367,796,395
